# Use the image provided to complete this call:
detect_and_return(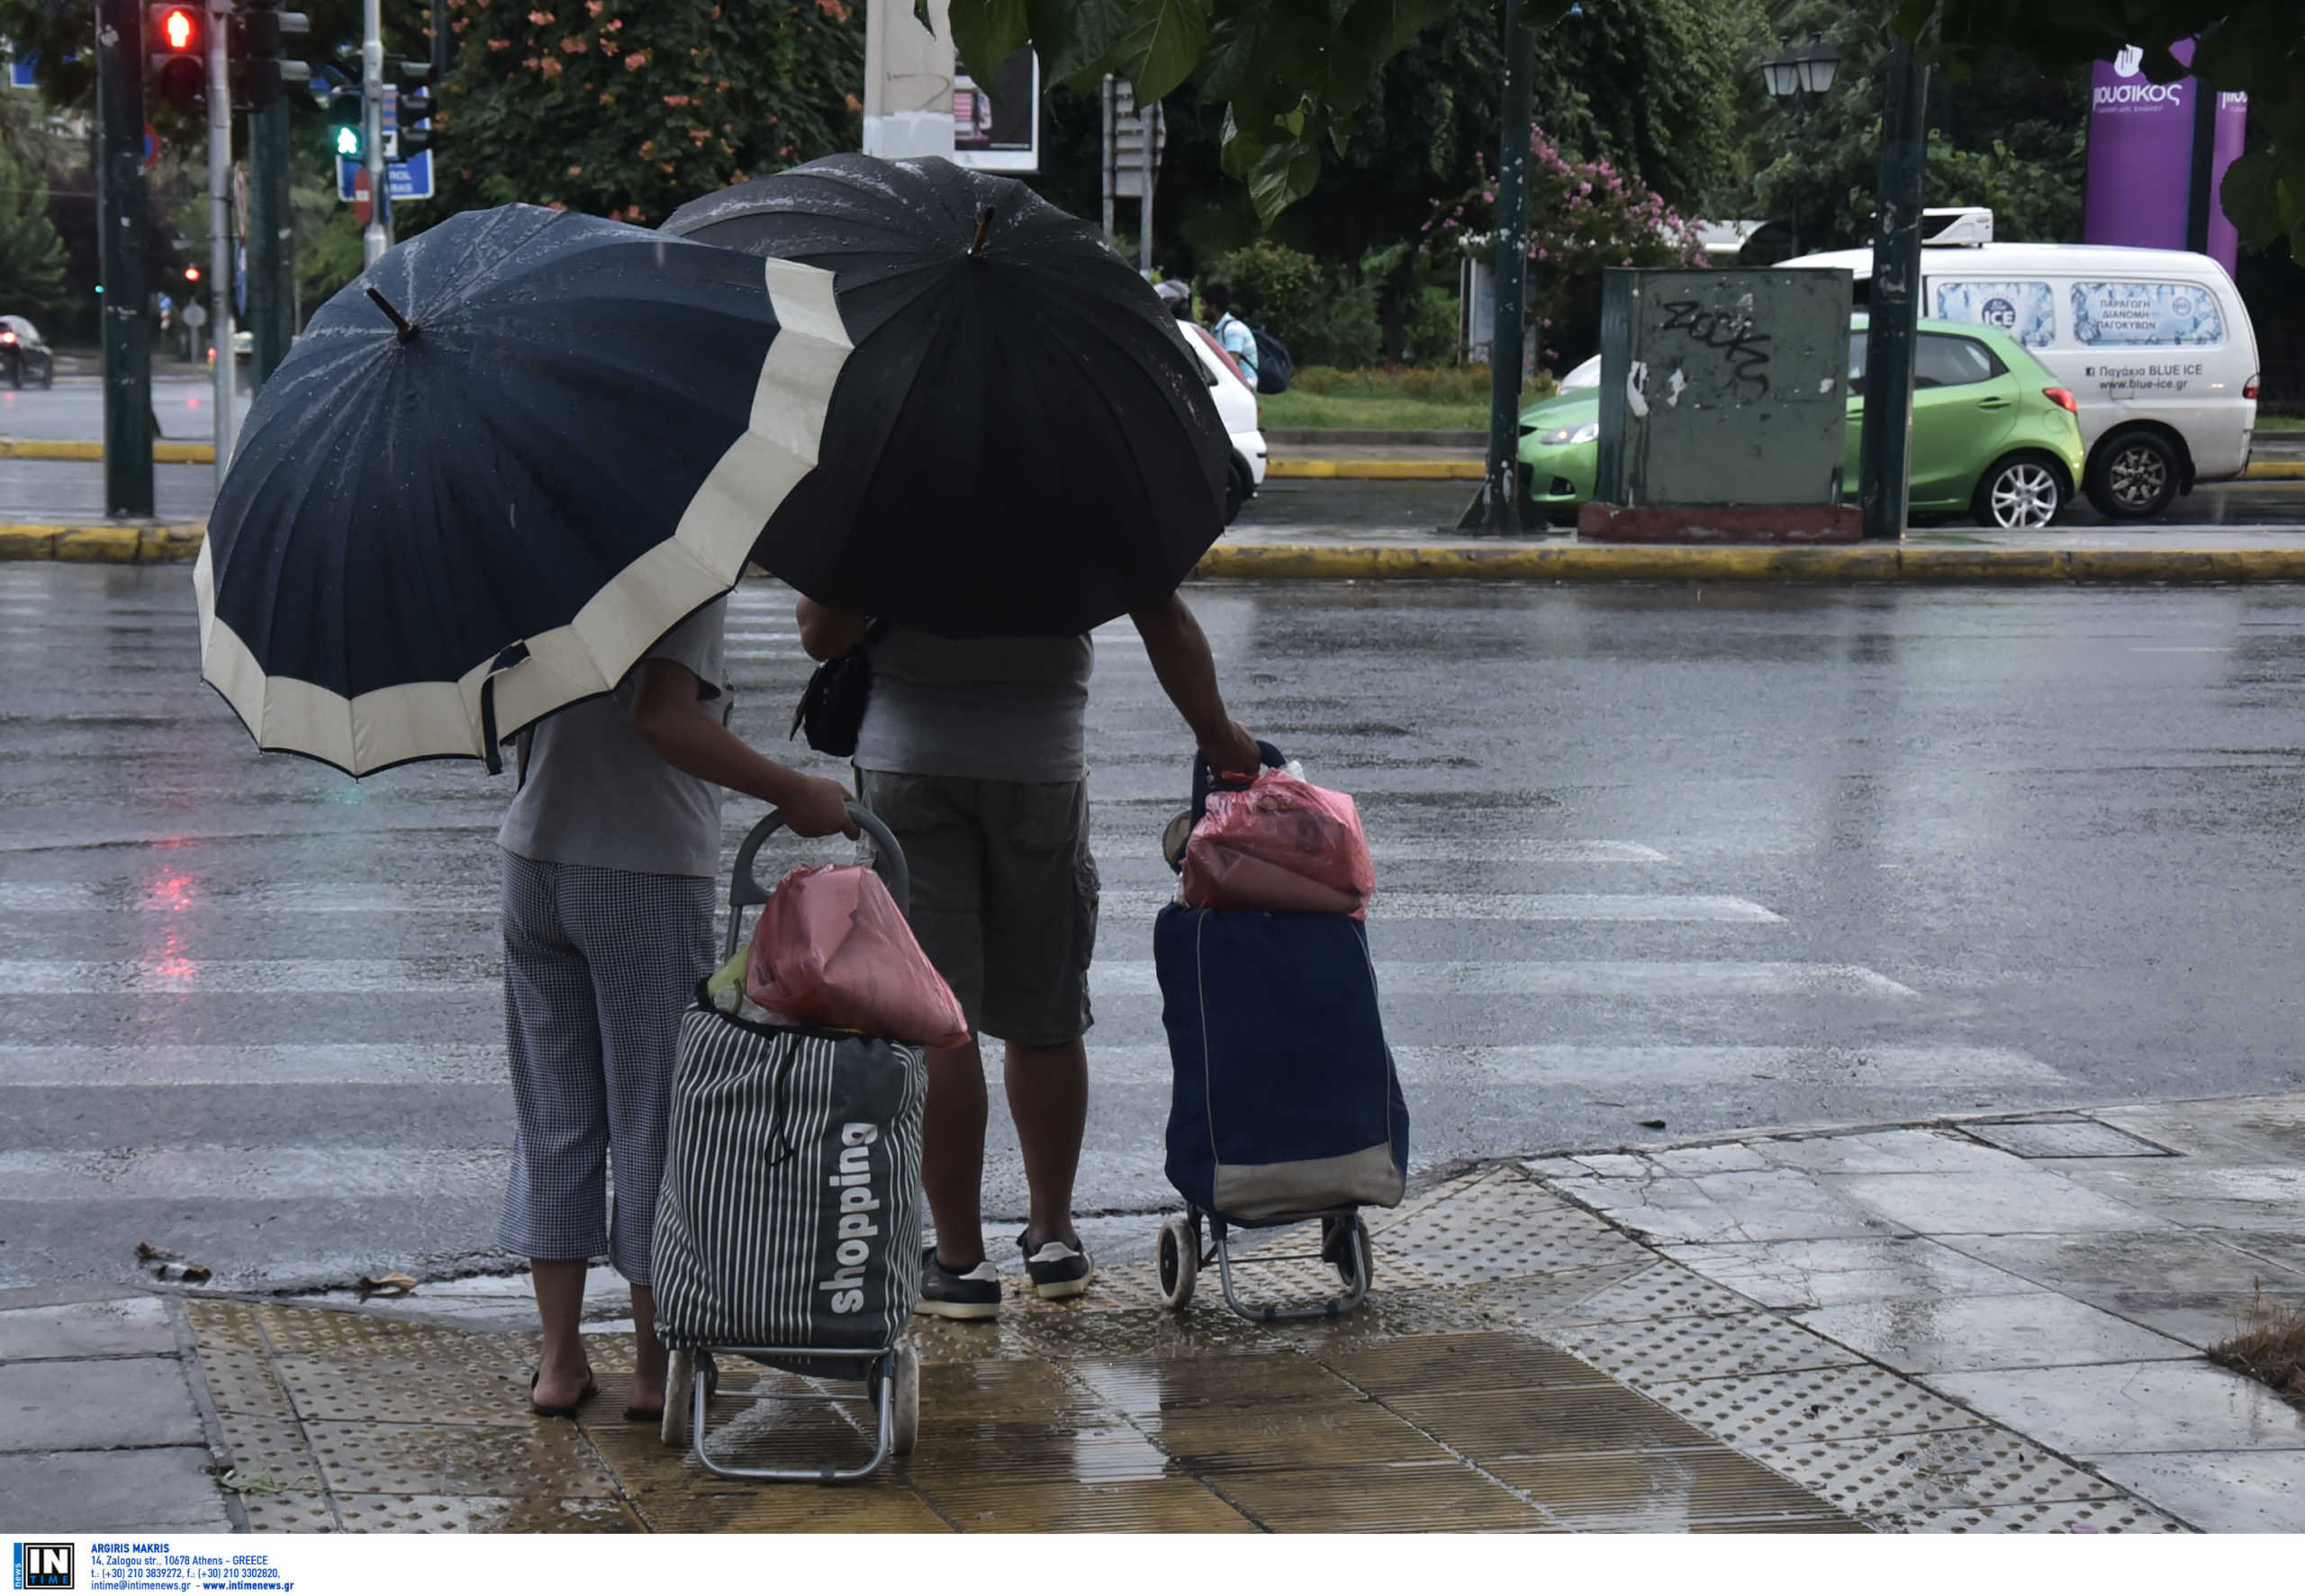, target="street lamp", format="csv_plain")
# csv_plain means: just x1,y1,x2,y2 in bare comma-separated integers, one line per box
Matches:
1759,37,1840,259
